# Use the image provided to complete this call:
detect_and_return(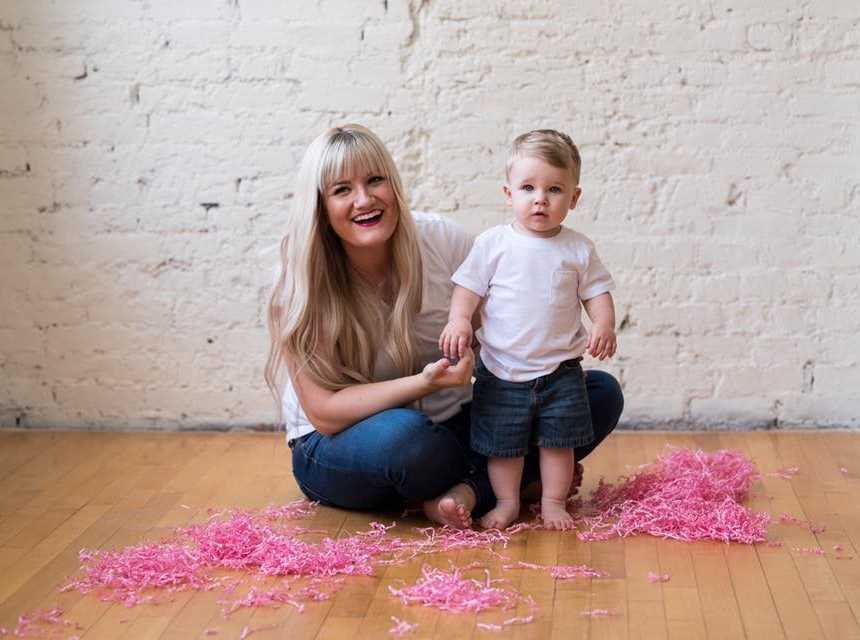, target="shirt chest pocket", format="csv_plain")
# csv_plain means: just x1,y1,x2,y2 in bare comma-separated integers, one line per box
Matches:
550,269,579,307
